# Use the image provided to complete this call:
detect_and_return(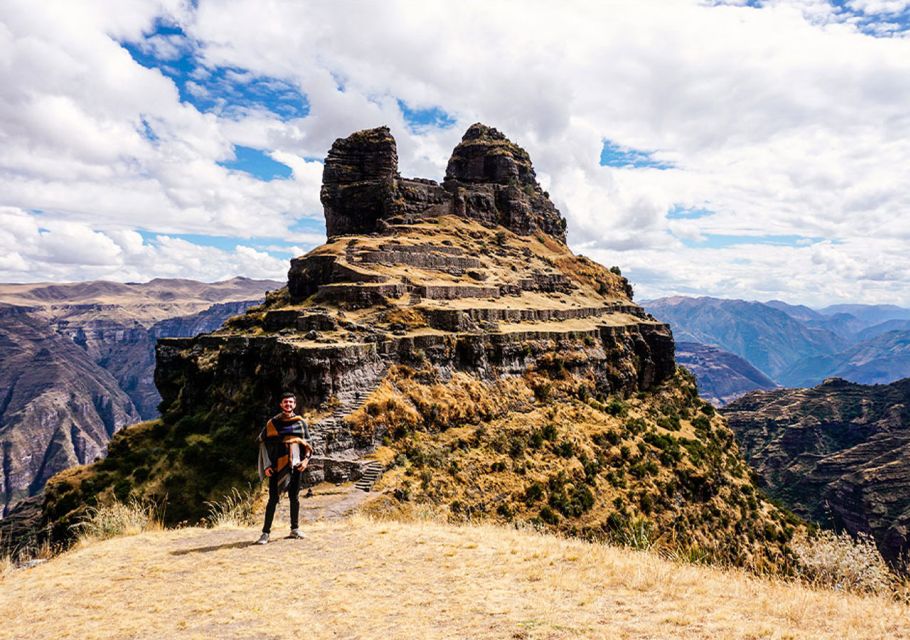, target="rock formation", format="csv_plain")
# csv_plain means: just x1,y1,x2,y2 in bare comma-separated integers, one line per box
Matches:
322,124,566,242
31,125,799,572
723,377,910,565
445,123,567,242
